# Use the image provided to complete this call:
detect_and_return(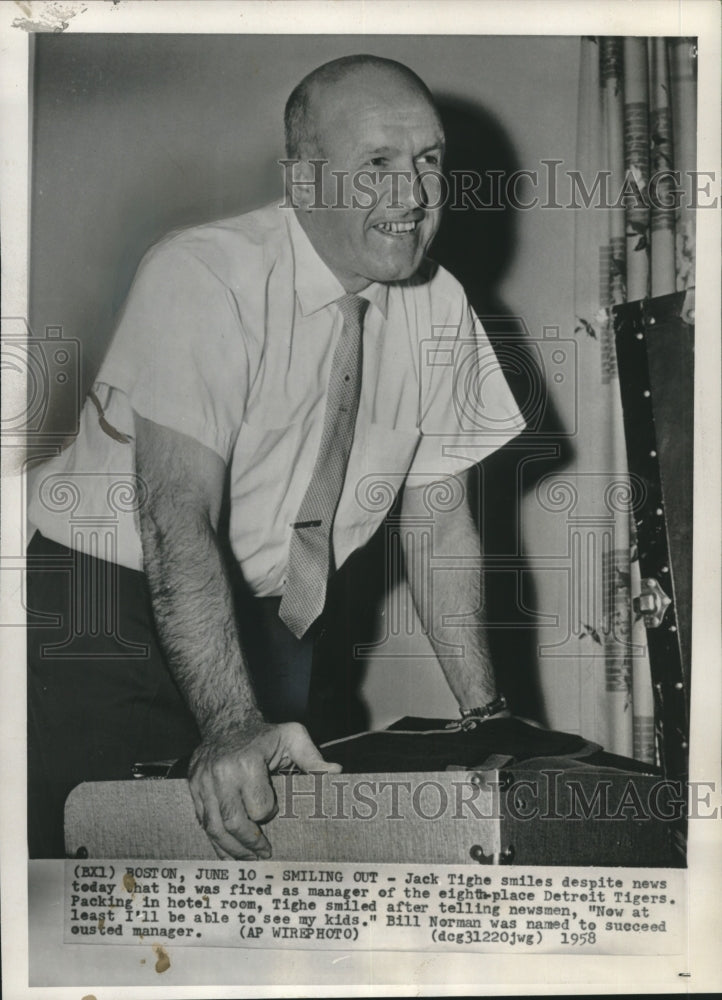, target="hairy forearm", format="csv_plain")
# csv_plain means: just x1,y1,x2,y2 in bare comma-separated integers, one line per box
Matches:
401,480,496,709
425,567,496,708
132,416,334,860
139,504,262,738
